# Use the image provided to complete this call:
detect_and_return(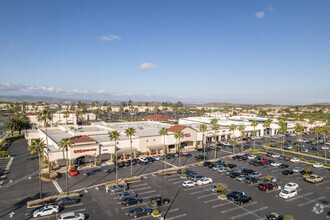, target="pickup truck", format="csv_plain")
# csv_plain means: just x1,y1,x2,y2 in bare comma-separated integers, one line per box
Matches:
304,174,323,183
